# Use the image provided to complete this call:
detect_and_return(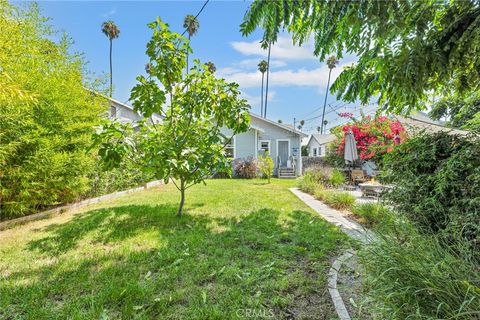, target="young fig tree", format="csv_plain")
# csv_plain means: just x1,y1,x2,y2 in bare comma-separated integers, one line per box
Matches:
93,18,250,216
258,151,274,183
